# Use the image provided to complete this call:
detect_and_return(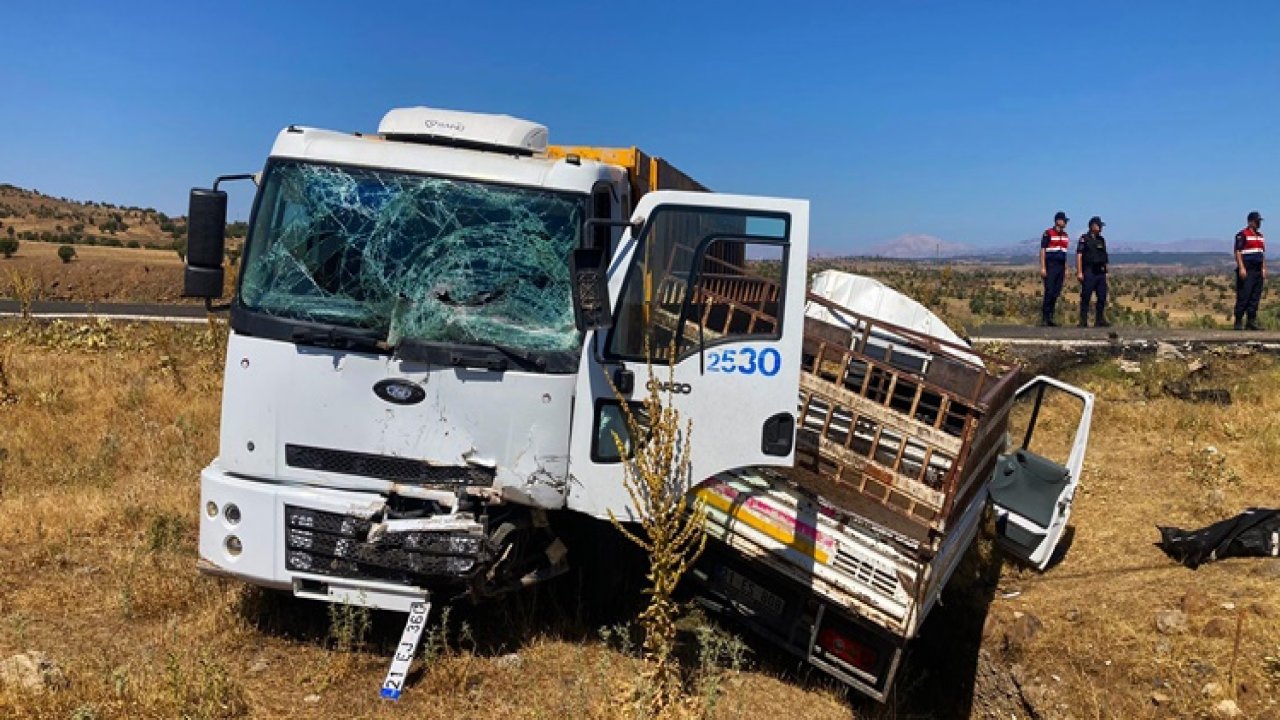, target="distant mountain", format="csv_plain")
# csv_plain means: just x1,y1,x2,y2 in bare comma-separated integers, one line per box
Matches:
1110,237,1231,254
954,250,1232,270
855,232,1232,260
866,233,970,259
955,236,1233,258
